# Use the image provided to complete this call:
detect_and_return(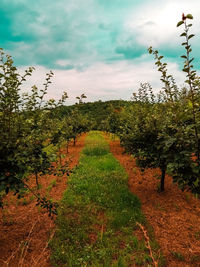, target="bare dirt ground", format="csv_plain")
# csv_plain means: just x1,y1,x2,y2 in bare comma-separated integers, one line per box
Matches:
1,133,200,267
0,134,86,267
108,137,200,267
